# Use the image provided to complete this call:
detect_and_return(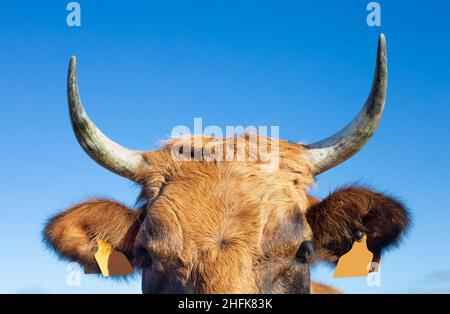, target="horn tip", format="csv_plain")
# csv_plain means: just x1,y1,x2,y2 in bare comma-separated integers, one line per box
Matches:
69,56,77,66
377,34,387,64
378,34,386,50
